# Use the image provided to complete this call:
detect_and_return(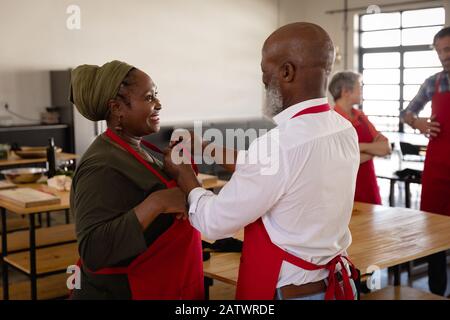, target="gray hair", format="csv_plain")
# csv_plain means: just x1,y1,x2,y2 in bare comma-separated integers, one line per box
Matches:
328,71,361,101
